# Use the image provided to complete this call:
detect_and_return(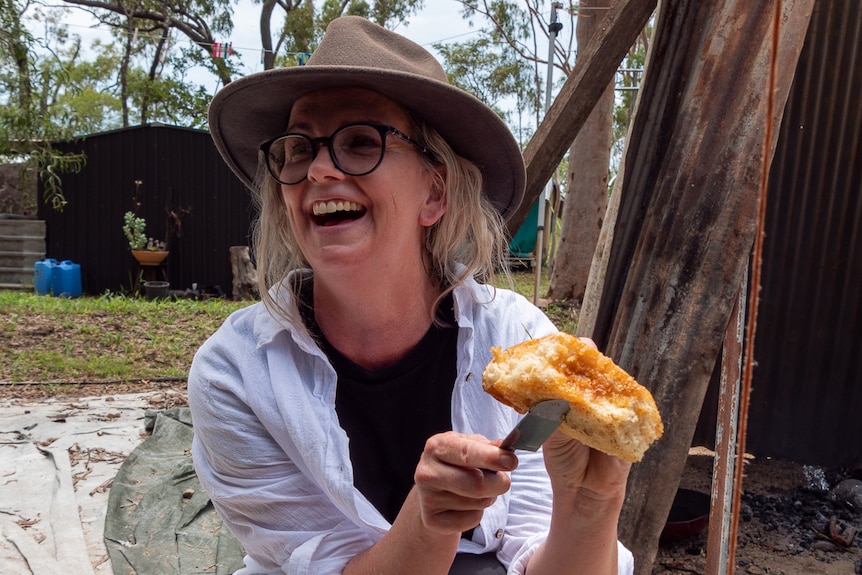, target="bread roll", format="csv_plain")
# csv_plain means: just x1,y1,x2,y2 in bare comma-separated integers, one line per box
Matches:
482,332,663,462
